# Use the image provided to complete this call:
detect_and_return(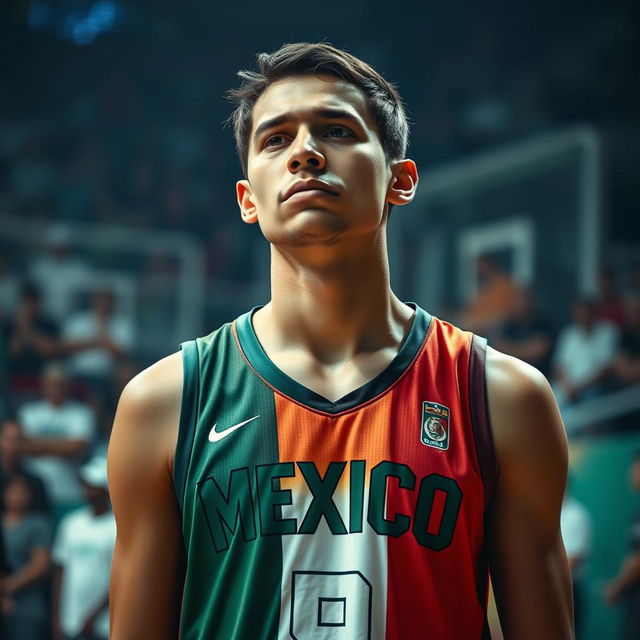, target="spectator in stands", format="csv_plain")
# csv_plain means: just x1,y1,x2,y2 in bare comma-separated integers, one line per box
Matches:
552,297,618,407
597,267,626,327
62,287,135,395
493,287,554,376
613,297,640,386
458,254,518,334
17,362,95,520
28,224,94,324
0,418,50,516
51,456,115,640
2,283,59,398
603,450,640,640
560,480,591,639
1,473,52,640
